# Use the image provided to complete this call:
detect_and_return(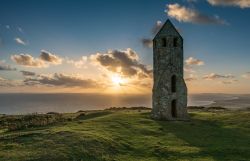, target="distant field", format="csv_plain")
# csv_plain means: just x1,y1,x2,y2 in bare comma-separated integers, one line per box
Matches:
0,108,249,161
